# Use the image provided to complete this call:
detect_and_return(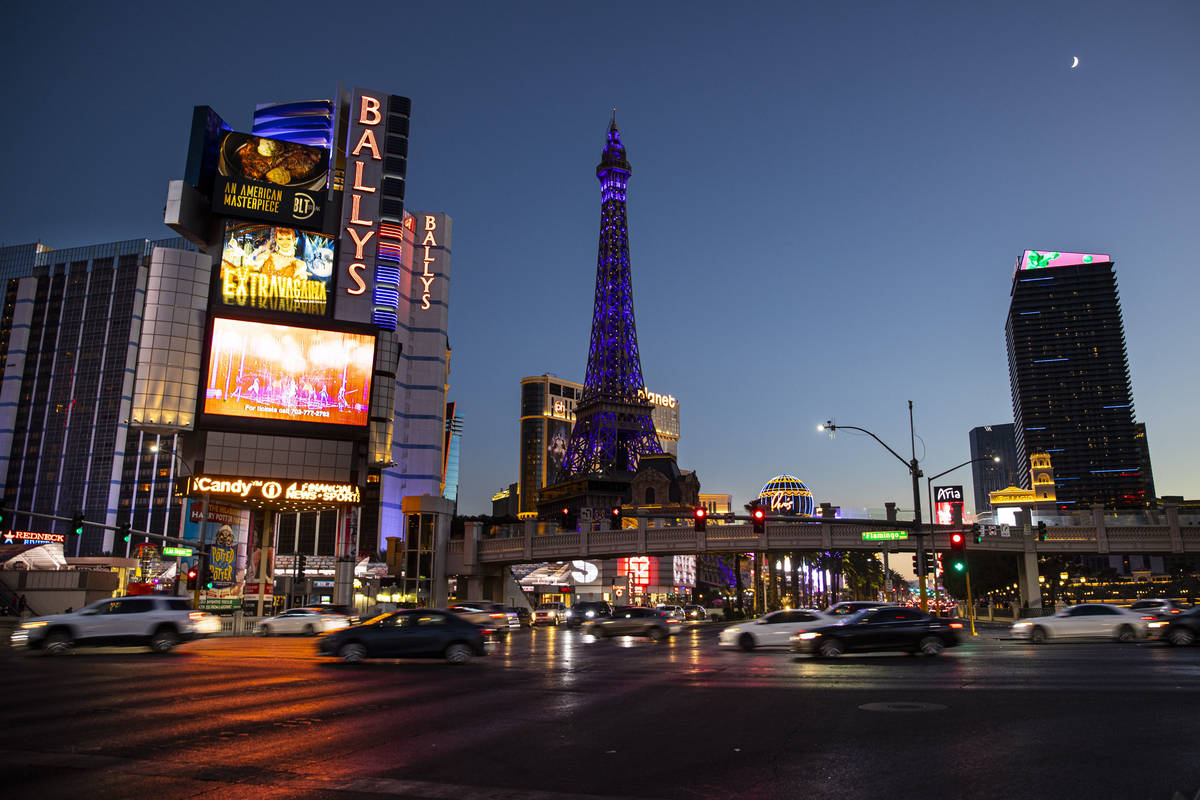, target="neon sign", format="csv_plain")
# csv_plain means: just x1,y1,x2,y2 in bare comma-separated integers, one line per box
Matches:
186,476,361,504
617,556,657,587
639,389,677,409
1020,250,1111,271
419,215,439,310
